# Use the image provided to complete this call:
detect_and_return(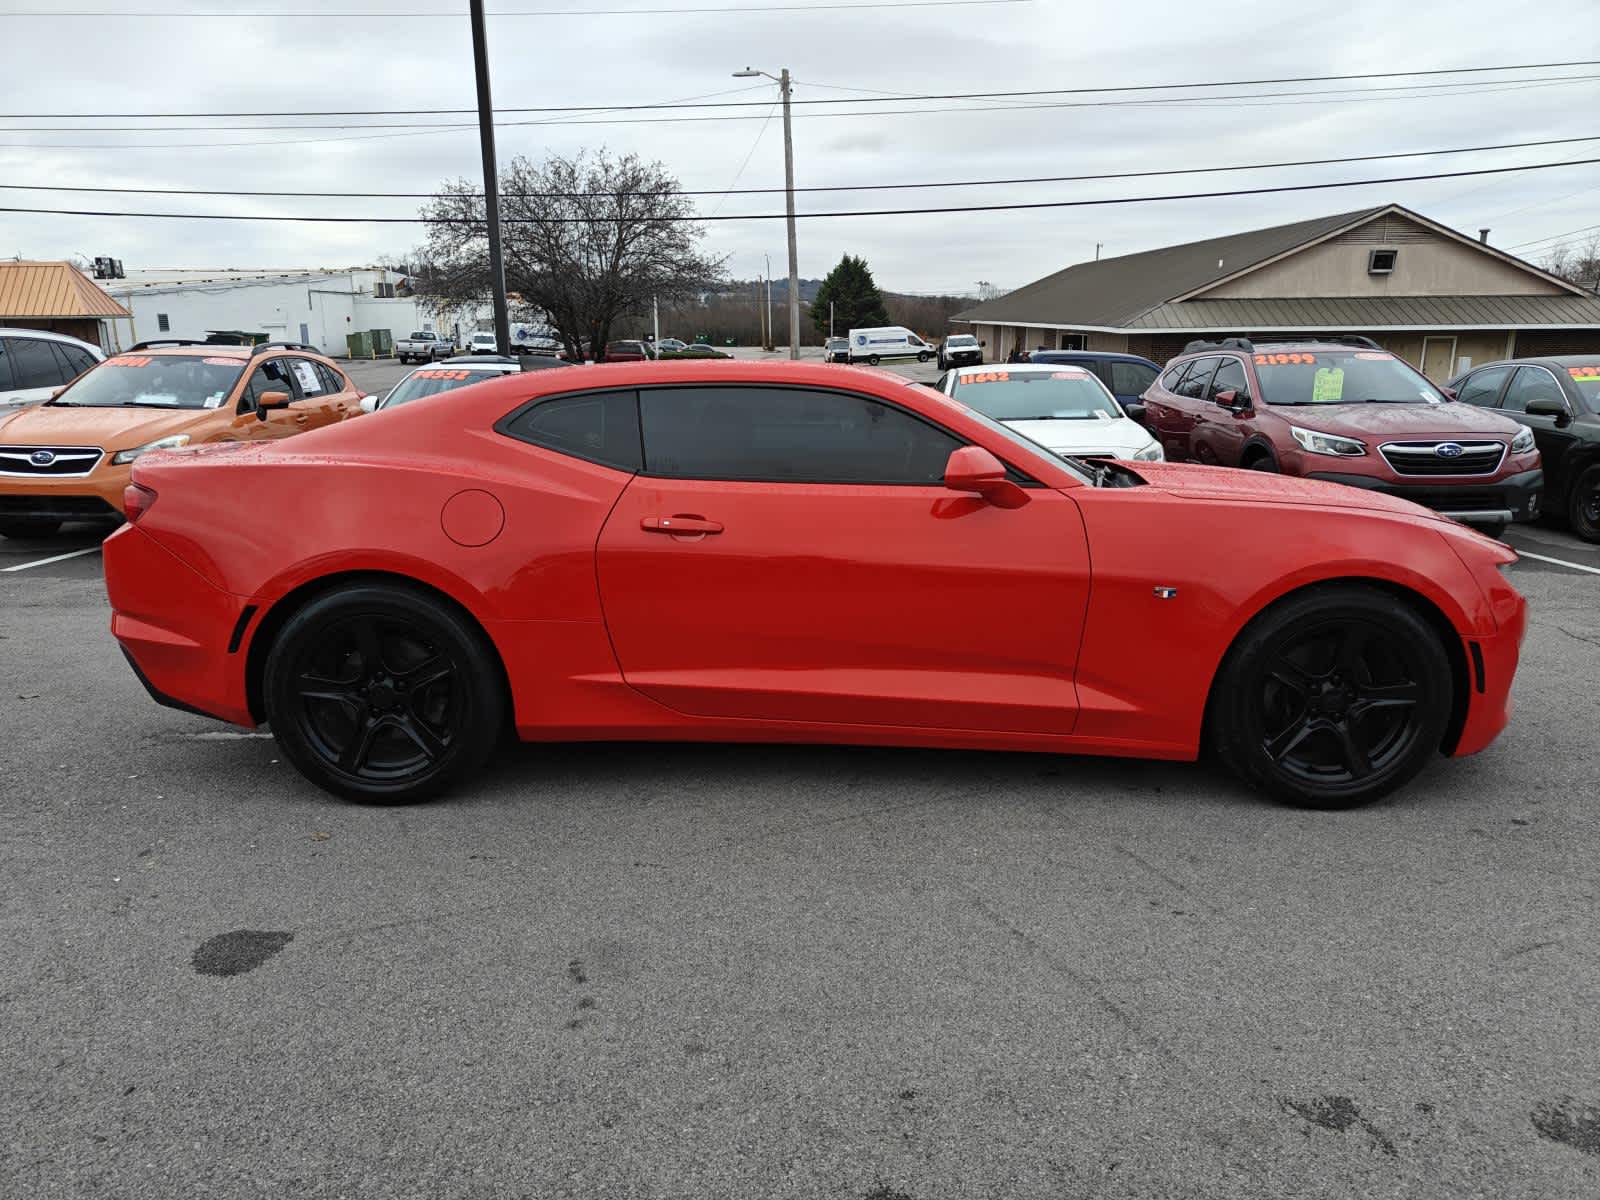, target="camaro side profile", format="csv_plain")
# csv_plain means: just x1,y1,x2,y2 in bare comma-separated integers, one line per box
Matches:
103,361,1525,809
